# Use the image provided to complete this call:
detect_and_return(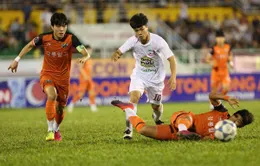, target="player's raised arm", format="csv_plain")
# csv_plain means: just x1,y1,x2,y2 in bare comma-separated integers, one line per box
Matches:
8,36,40,73
209,92,239,108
